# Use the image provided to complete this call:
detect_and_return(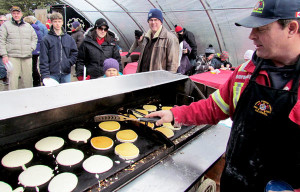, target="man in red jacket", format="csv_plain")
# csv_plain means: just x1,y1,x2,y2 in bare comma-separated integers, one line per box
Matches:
147,0,300,191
